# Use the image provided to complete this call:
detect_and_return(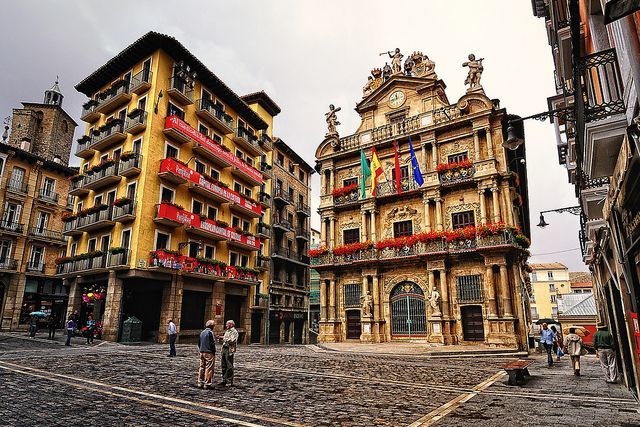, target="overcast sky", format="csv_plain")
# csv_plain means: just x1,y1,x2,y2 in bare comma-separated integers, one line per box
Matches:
0,1,587,271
